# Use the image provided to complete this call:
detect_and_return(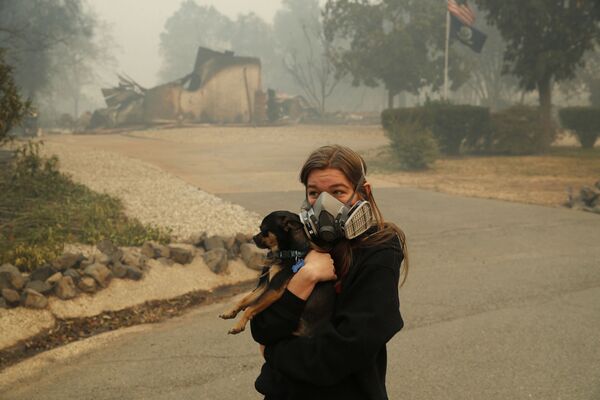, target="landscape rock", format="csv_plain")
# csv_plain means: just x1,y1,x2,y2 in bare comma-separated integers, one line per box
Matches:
168,245,194,264
28,265,57,283
97,239,123,263
83,263,113,288
124,265,143,280
155,244,170,259
141,241,170,259
141,241,156,258
121,249,146,268
55,276,78,300
1,288,21,305
240,243,268,271
46,272,63,285
78,277,97,293
183,232,207,247
235,233,254,246
52,252,85,271
25,280,54,295
235,232,253,245
21,289,48,309
0,263,26,290
80,257,95,269
566,183,600,212
110,261,128,279
0,298,7,309
95,253,112,266
63,268,81,283
204,236,226,251
203,248,229,274
223,236,236,251
580,186,599,206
